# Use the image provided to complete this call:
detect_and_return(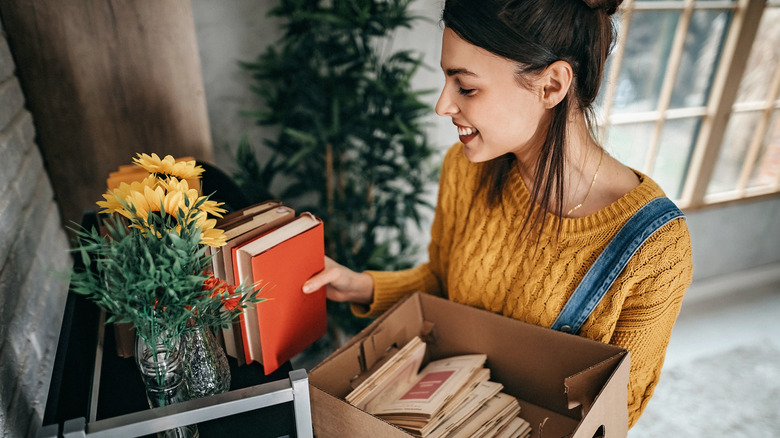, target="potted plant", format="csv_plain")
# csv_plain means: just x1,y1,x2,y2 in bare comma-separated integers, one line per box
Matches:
69,154,262,417
234,0,439,350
